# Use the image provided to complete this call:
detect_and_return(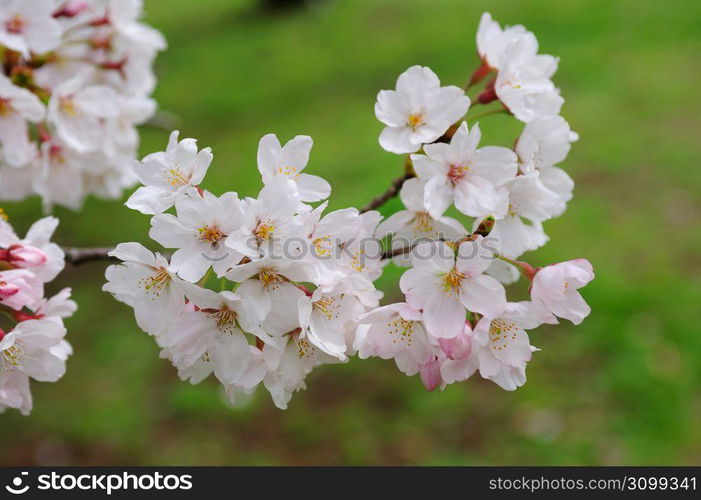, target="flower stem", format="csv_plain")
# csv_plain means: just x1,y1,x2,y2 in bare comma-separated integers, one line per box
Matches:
468,107,508,122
